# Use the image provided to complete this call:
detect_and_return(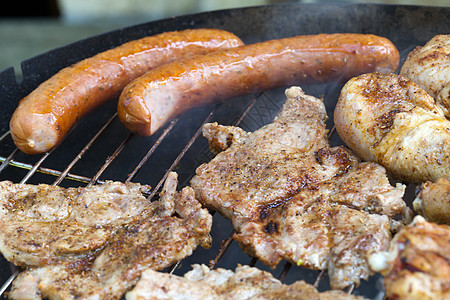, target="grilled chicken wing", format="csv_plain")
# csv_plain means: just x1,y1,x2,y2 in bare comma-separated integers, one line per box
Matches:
191,87,408,289
334,72,450,183
400,35,450,117
368,216,450,300
7,173,213,300
126,264,365,300
414,178,450,224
